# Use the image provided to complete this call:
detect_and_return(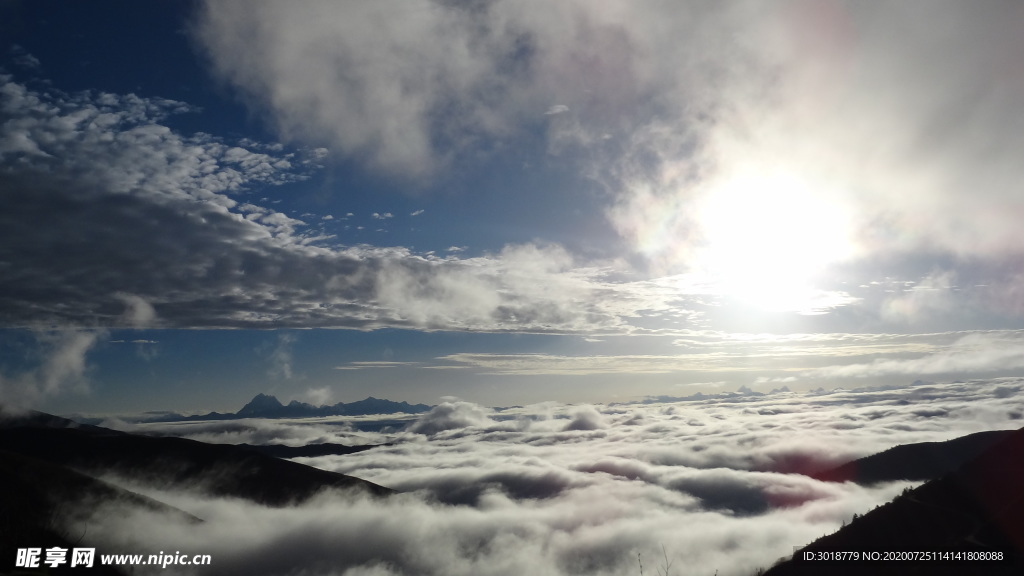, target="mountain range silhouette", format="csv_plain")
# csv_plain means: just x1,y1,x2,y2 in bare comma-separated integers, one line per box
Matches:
132,393,433,423
0,409,393,574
